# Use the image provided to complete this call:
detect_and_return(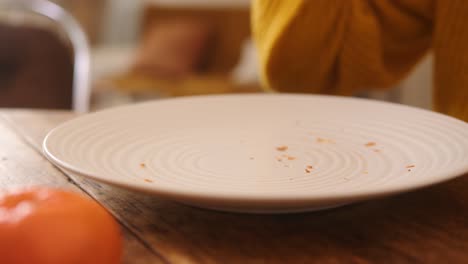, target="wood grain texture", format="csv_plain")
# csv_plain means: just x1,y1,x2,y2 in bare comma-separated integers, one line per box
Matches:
3,110,468,264
0,111,164,264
